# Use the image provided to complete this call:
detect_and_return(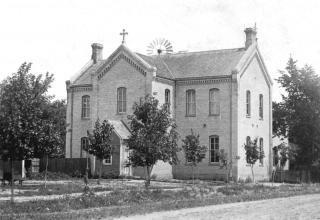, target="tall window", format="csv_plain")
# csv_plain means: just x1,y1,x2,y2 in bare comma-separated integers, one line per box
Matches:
117,87,126,114
186,89,196,116
209,88,220,115
259,138,264,165
80,137,89,158
259,94,263,119
81,95,90,119
210,136,219,163
246,90,251,117
165,89,171,109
